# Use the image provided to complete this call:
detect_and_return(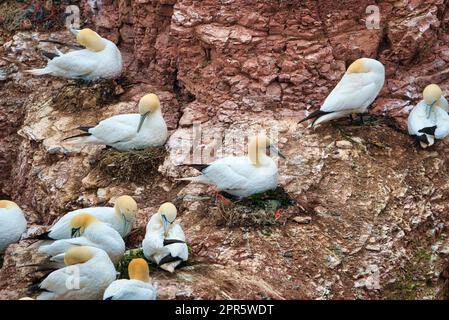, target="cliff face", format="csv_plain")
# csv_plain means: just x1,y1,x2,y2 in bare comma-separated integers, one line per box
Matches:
1,0,449,300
